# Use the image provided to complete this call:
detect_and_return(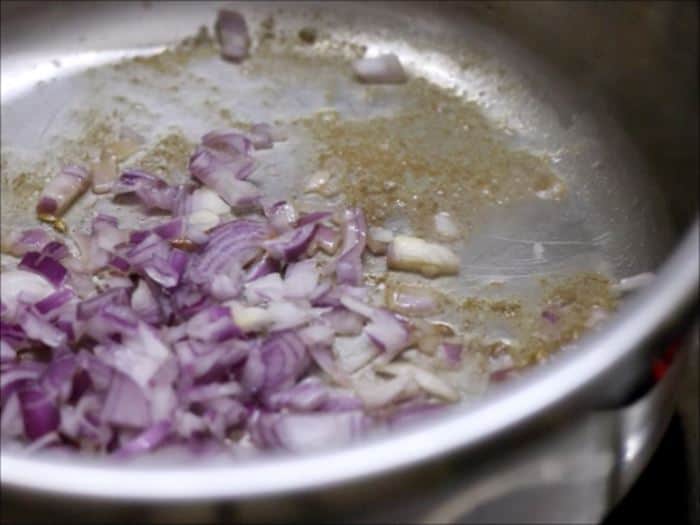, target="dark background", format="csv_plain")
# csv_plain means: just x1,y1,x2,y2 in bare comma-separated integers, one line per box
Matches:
606,345,698,525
